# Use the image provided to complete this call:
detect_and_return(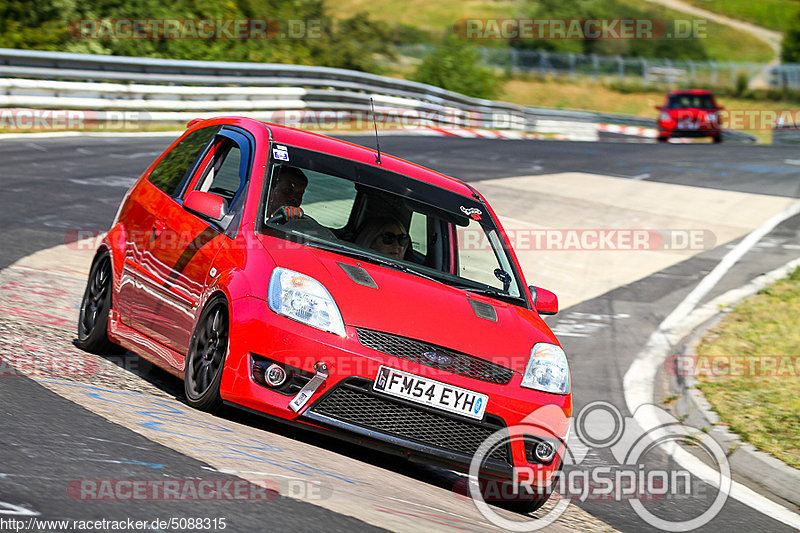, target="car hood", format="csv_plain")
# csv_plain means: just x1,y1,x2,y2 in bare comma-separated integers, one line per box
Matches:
261,237,558,373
